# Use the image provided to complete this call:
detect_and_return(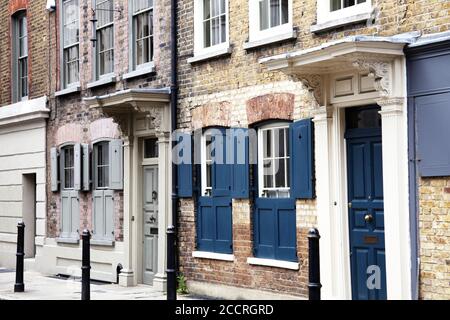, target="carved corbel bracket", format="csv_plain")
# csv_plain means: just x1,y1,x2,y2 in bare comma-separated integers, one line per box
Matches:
290,73,323,107
352,57,392,97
